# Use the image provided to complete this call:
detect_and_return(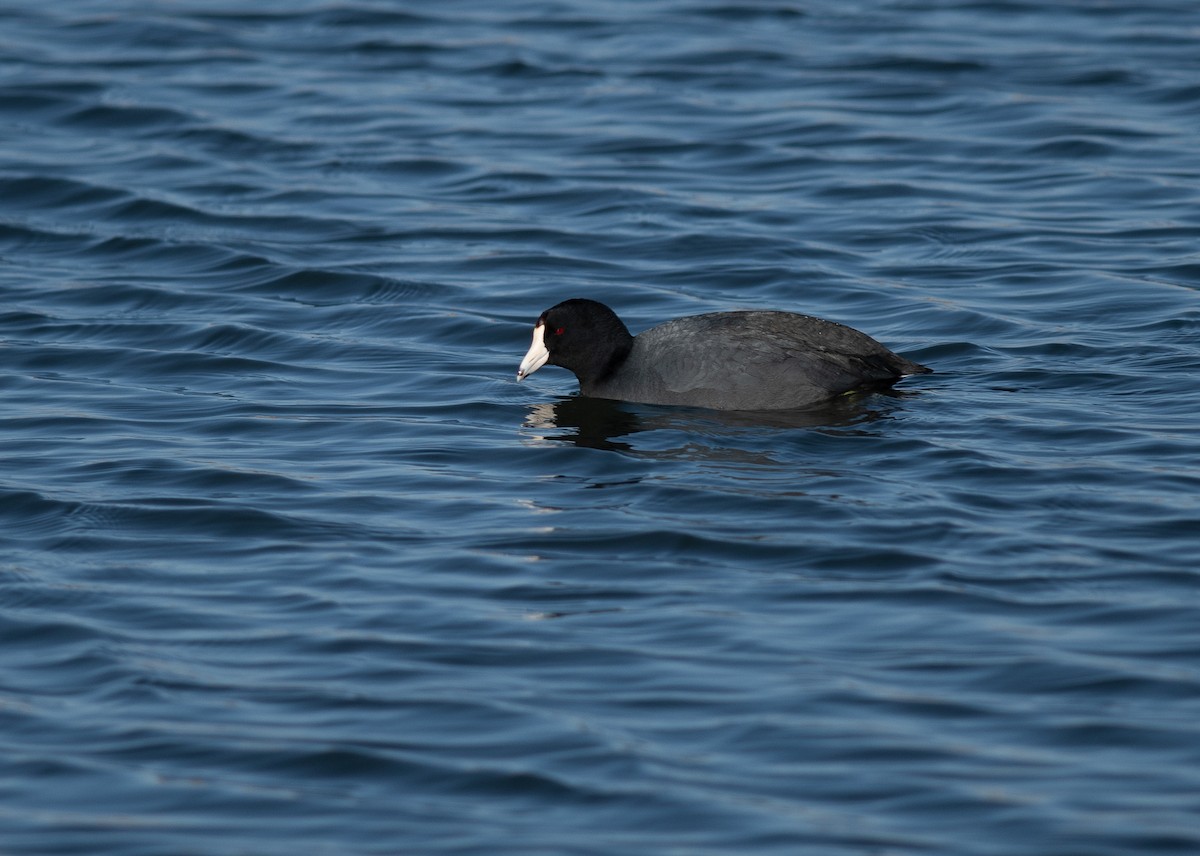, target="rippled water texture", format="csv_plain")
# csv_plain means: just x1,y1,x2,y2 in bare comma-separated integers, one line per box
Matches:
2,1,1200,853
